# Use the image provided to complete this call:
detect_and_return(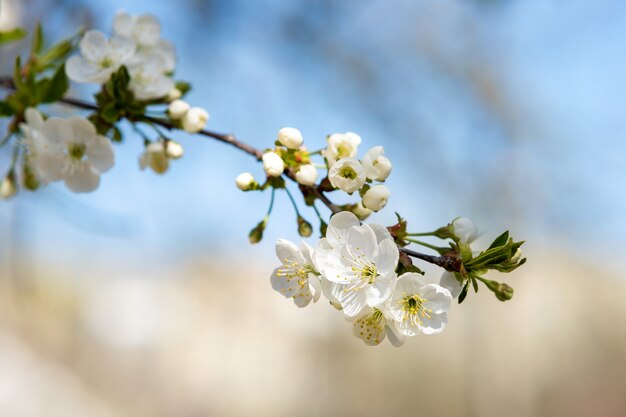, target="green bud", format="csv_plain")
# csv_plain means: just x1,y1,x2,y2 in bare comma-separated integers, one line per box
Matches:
320,220,328,238
248,219,267,244
22,157,40,191
297,216,313,237
0,171,17,200
483,279,514,301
